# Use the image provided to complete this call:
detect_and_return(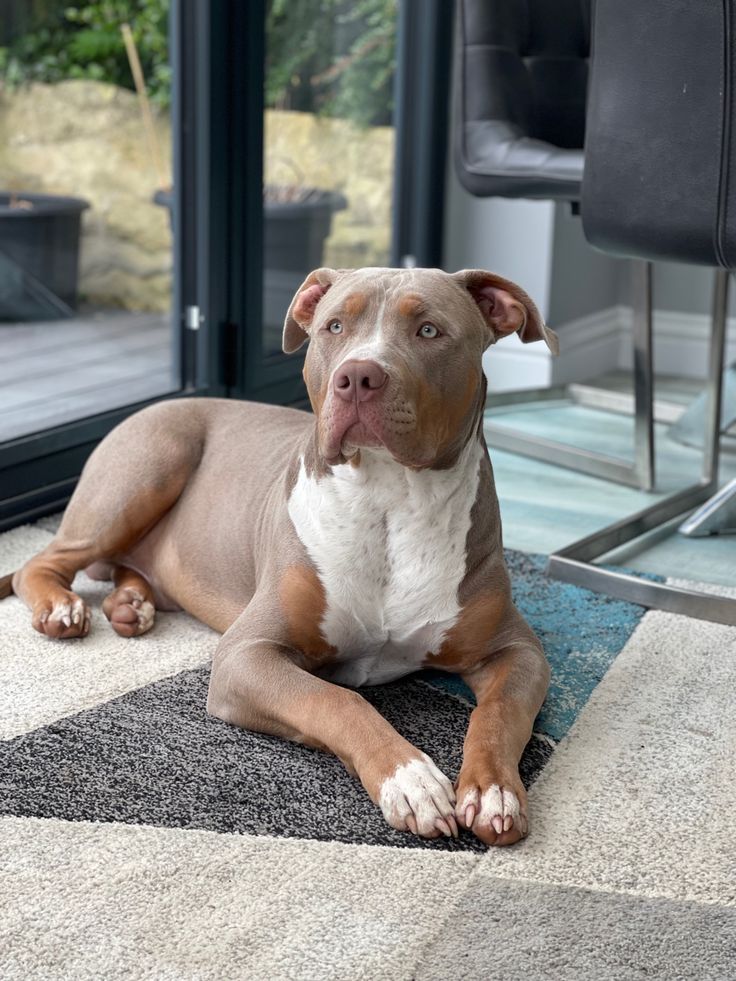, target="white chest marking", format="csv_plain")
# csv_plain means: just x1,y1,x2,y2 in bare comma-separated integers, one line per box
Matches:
287,439,483,685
